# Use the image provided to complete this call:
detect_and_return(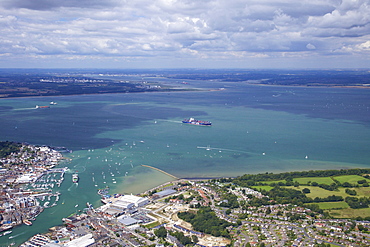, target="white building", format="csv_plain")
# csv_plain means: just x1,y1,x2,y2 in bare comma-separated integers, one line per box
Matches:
120,194,149,207
16,173,38,183
64,233,95,247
